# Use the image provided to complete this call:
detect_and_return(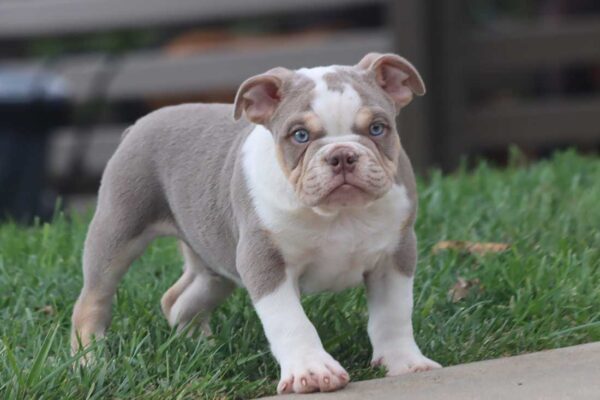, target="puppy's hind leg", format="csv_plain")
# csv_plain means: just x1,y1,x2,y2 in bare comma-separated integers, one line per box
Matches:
162,243,234,336
71,210,154,358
